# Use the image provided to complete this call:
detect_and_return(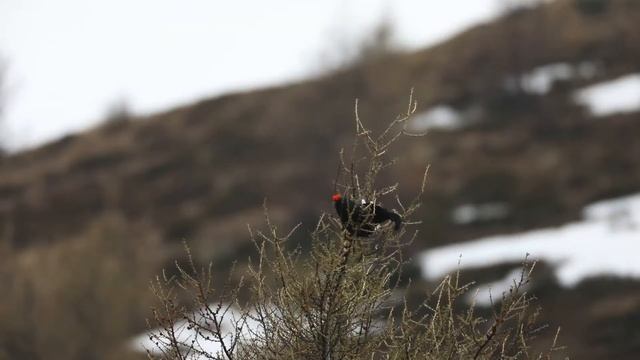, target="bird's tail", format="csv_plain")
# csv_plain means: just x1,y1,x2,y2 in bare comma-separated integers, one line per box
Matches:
389,212,402,231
